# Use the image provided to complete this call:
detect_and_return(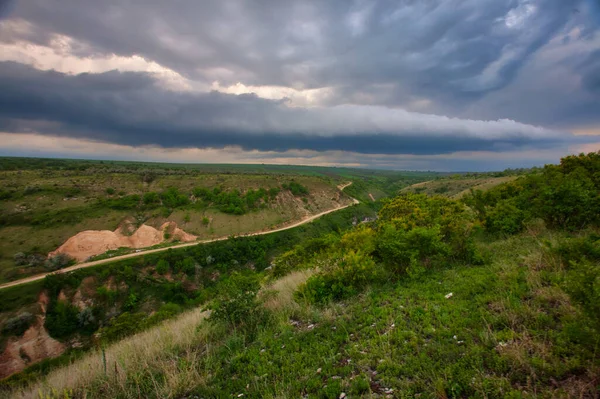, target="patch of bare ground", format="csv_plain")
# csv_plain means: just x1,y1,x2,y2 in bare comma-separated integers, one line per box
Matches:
49,222,197,262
